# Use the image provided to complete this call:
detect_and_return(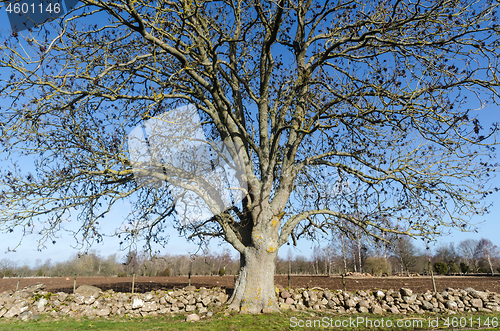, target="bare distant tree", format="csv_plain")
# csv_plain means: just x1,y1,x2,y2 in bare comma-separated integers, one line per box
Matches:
392,236,419,275
476,238,499,275
458,239,480,272
322,245,334,275
330,221,351,274
286,248,293,275
122,251,142,276
435,243,458,264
